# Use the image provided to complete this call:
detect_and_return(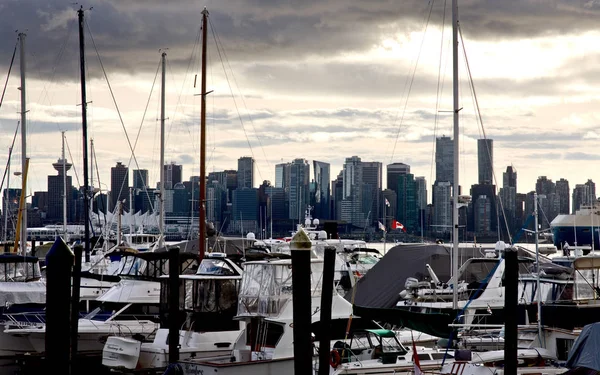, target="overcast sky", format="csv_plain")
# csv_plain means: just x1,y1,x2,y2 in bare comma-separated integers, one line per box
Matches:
1,0,600,207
